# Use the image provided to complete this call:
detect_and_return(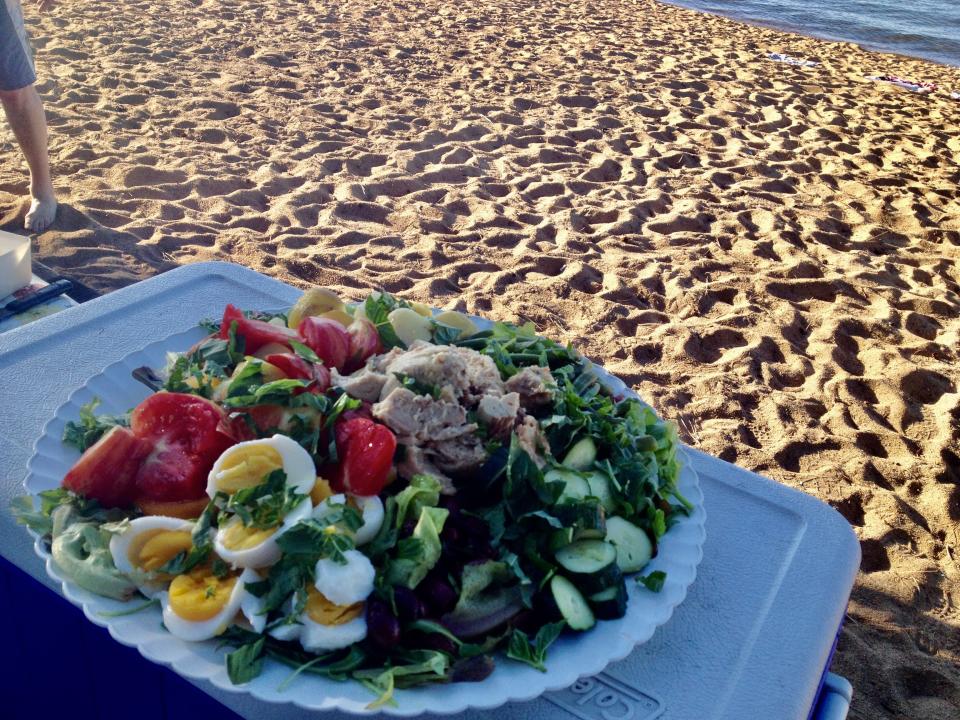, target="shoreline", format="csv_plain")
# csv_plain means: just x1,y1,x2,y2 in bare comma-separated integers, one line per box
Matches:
659,0,960,72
